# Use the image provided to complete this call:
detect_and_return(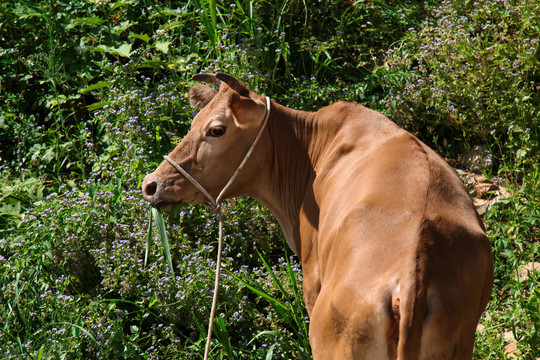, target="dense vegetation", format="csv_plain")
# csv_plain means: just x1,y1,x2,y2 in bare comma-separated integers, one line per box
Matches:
1,0,538,358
